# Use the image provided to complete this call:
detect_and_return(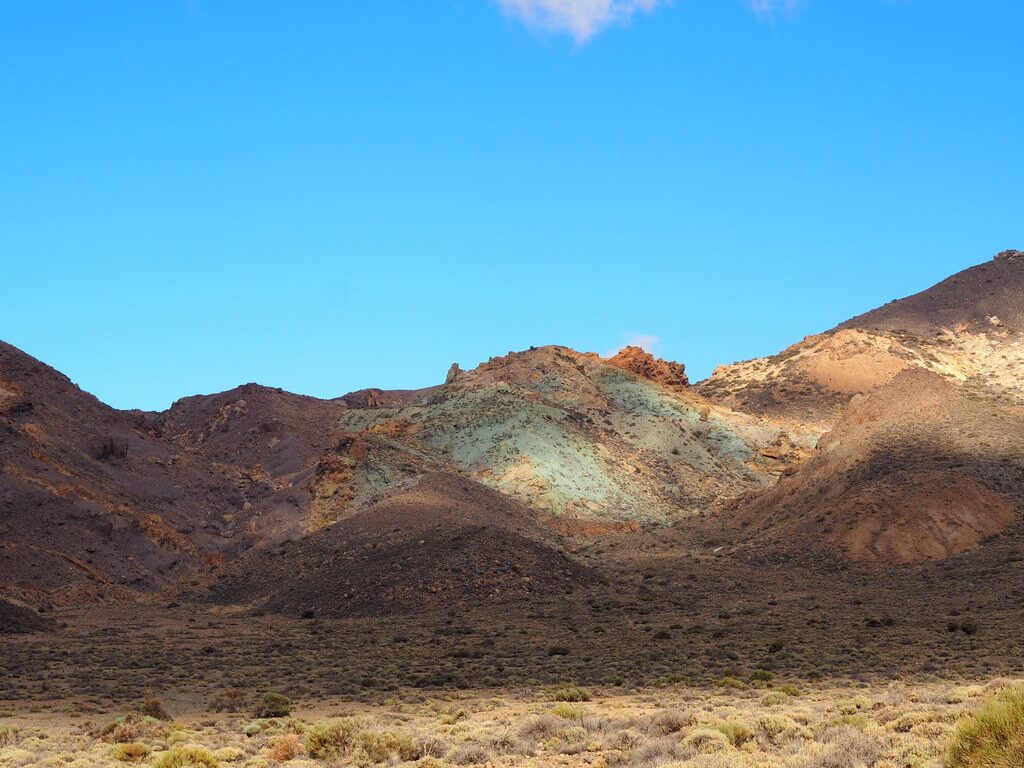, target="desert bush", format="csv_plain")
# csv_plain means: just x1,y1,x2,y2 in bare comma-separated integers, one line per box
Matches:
97,714,168,743
354,730,411,764
112,742,151,763
715,721,754,747
151,745,219,768
682,727,732,754
0,726,17,746
791,726,886,768
719,676,747,691
552,685,592,702
252,692,291,719
653,710,695,734
749,670,776,686
832,714,871,730
756,714,811,745
550,703,585,720
304,718,361,759
520,714,566,742
208,689,248,713
451,742,492,765
947,686,1024,768
413,733,450,759
140,699,172,721
761,692,789,707
486,728,531,756
628,735,688,767
267,733,304,762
